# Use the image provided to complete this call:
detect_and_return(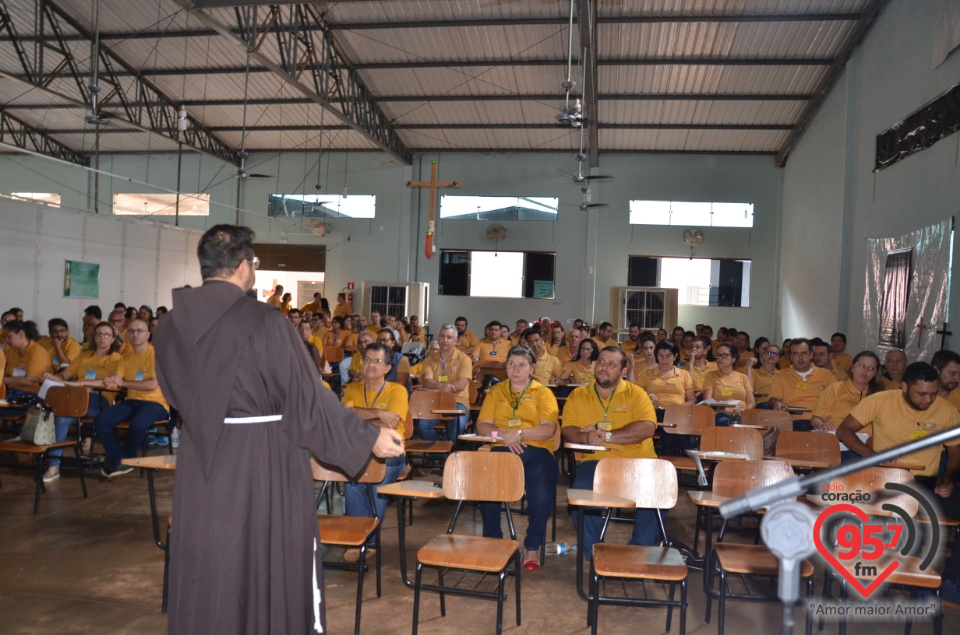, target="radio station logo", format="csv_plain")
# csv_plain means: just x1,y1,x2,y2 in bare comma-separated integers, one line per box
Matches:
813,481,941,599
